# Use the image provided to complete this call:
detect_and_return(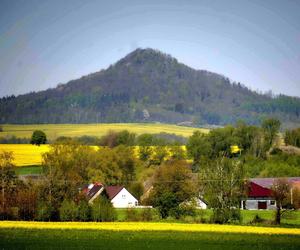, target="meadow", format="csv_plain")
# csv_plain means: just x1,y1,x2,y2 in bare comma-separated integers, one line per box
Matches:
0,123,207,140
1,222,300,249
